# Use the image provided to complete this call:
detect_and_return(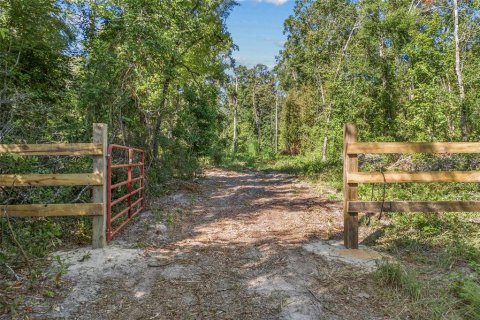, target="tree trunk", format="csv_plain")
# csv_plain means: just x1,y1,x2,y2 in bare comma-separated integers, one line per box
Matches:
321,105,331,162
151,77,171,161
87,0,97,48
275,93,278,153
252,85,261,151
453,0,467,141
118,112,127,146
321,17,361,161
379,36,386,90
379,34,394,135
232,77,238,154
314,72,326,125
